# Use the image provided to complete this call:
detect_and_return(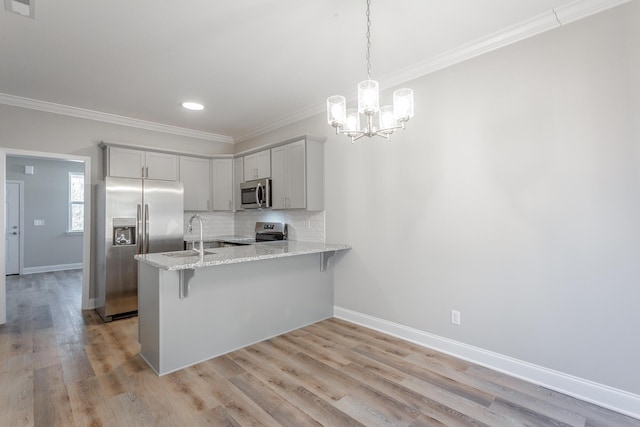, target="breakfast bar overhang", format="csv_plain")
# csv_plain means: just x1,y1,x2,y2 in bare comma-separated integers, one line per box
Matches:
135,241,350,375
